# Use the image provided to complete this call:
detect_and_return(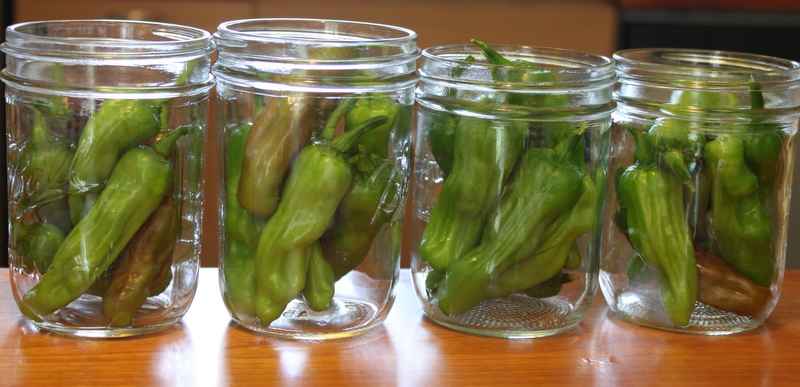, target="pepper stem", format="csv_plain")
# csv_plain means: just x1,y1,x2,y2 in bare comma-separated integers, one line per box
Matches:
331,115,390,154
153,125,191,157
320,98,357,141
